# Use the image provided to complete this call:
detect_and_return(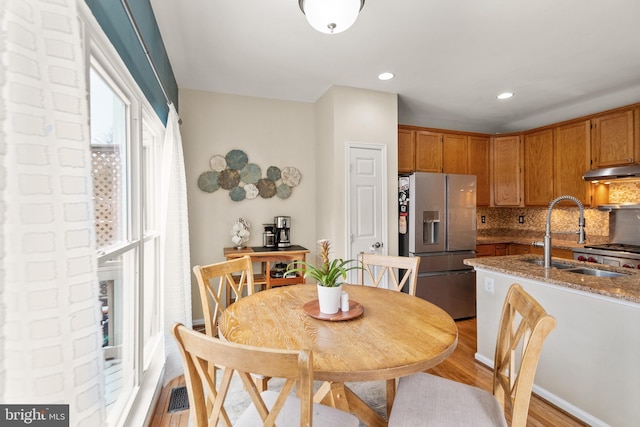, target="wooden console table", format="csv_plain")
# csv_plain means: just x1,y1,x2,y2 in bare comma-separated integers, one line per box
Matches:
223,245,309,293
